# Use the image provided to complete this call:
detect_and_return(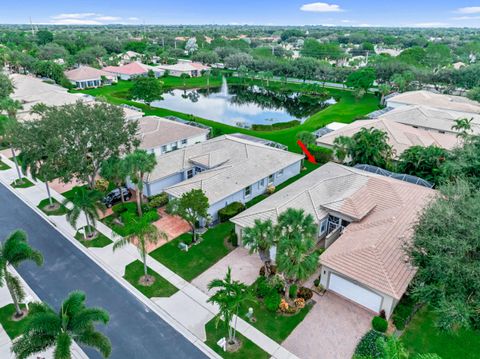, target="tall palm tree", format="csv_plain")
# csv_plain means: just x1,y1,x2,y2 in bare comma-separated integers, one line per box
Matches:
12,291,111,359
100,156,129,203
452,118,473,141
276,208,318,243
378,83,392,106
124,150,157,217
63,187,105,239
0,230,43,318
207,267,251,347
242,219,276,276
113,218,166,285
